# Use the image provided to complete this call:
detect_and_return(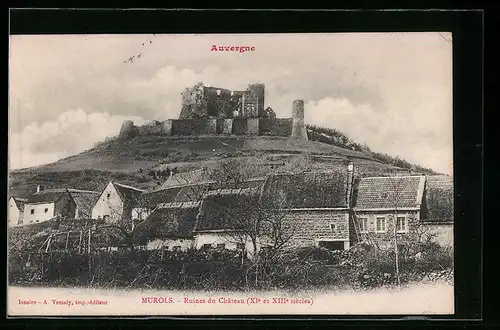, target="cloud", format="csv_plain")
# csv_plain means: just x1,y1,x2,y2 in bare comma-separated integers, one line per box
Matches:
305,97,453,174
9,109,147,170
9,33,453,174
